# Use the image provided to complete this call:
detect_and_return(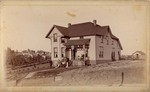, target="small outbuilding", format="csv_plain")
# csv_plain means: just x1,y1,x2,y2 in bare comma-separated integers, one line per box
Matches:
132,51,146,60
